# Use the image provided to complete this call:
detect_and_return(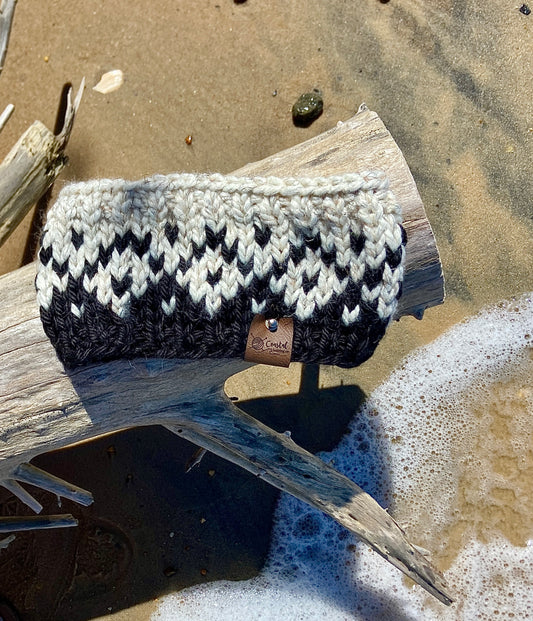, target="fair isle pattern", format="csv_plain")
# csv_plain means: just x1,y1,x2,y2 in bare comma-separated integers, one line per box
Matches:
36,172,406,368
